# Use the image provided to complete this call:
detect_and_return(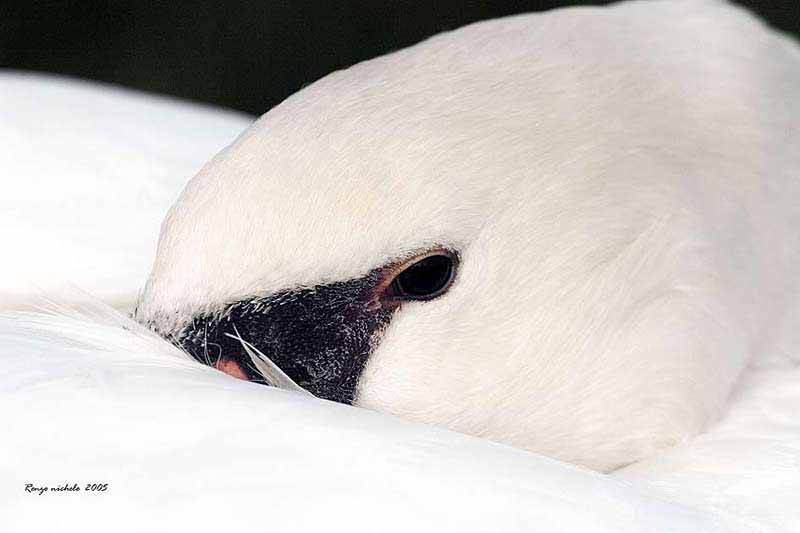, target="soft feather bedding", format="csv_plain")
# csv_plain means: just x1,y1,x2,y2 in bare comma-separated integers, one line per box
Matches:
1,69,798,532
